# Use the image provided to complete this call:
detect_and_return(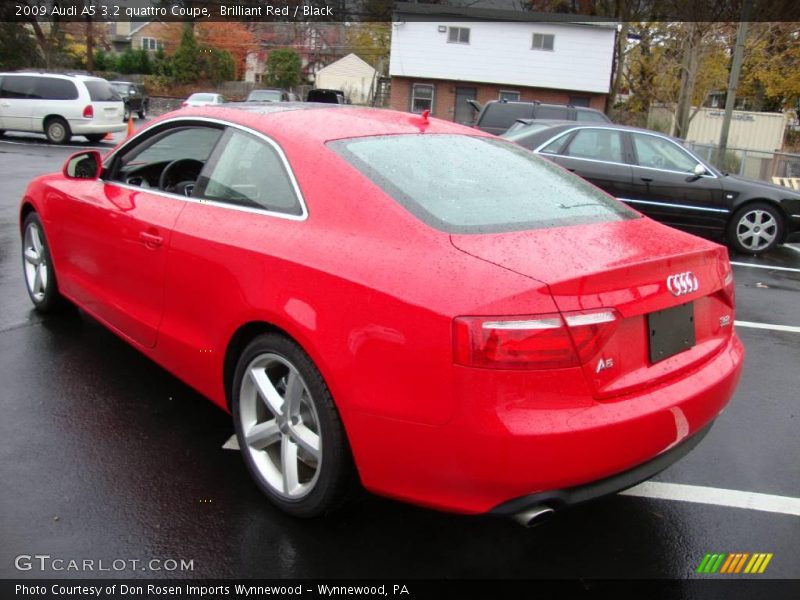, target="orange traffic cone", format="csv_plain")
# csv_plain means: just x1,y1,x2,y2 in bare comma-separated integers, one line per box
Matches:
126,116,134,138
103,132,114,141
